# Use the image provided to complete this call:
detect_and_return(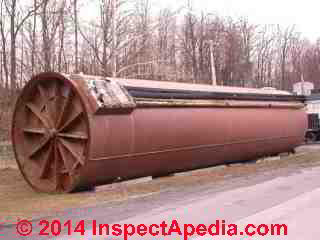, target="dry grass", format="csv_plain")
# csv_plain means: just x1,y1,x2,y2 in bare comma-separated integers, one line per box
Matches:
1,149,320,224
